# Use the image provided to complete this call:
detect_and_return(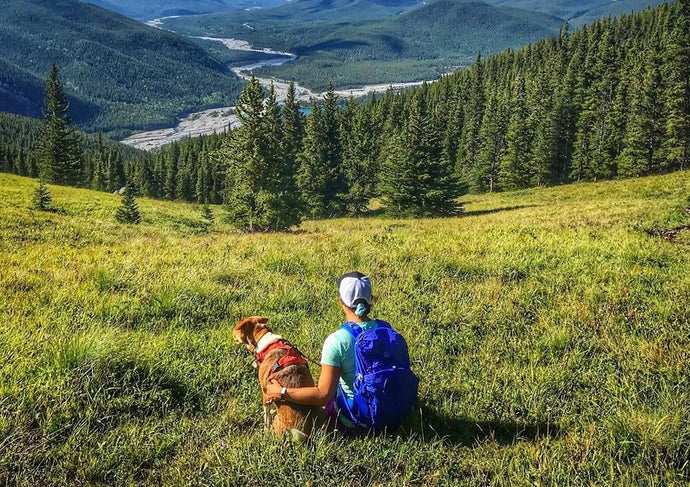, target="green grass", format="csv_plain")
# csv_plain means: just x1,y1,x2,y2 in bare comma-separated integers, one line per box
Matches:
2,172,690,485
